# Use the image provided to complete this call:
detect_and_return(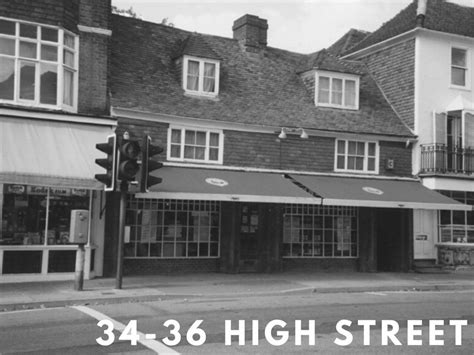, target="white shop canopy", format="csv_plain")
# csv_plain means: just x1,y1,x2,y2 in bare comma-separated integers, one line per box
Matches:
0,115,115,189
